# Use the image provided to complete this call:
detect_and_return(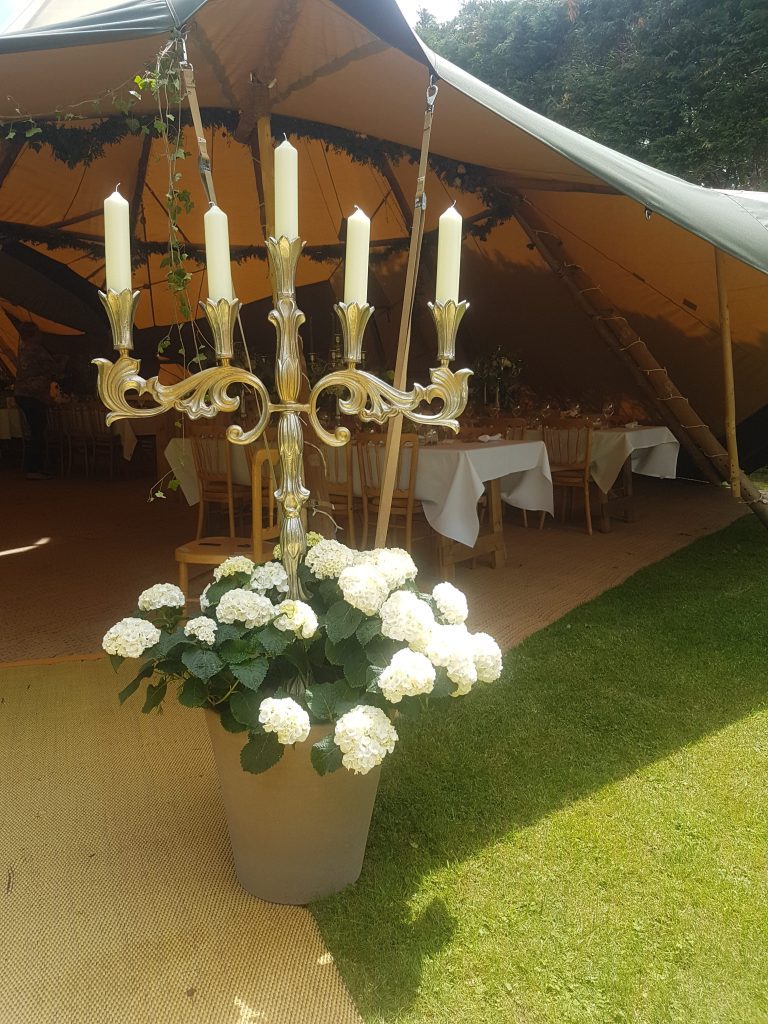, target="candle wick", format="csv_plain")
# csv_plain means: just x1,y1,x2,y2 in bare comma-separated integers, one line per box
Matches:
451,199,457,209
116,182,121,192
283,133,288,142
